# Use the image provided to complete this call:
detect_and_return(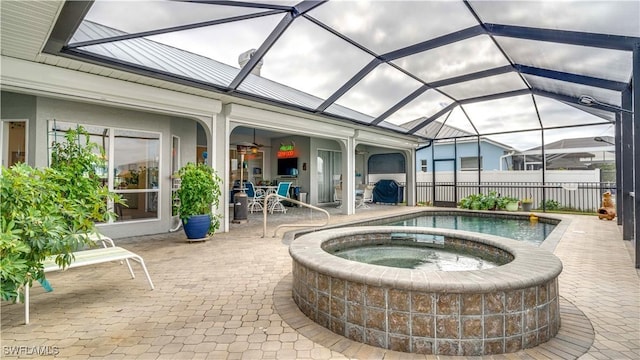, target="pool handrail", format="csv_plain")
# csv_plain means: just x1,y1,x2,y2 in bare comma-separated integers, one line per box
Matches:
262,193,330,238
